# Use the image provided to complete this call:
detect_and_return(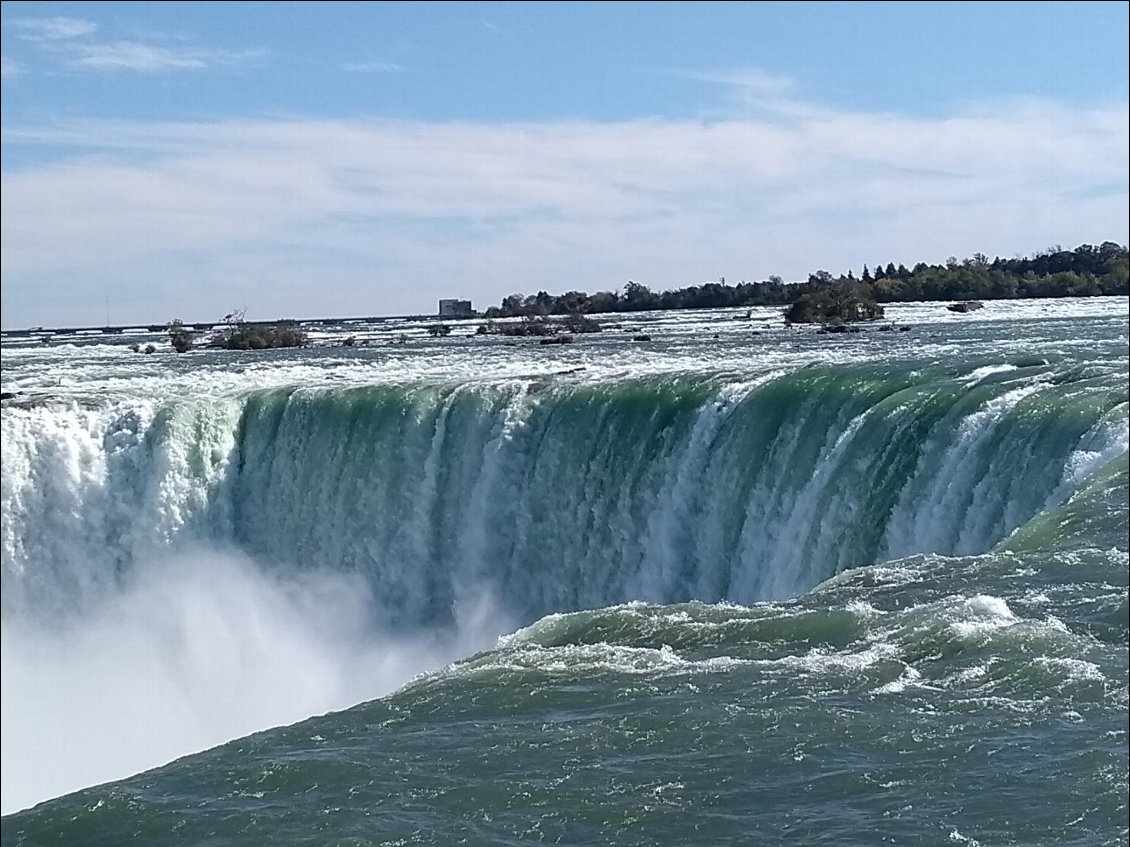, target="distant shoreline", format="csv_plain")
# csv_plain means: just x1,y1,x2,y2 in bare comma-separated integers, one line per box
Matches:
4,242,1126,338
